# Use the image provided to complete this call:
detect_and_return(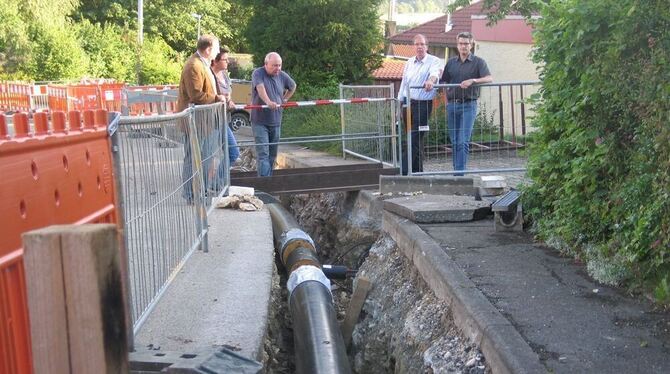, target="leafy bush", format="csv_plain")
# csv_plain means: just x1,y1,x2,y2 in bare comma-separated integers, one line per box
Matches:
26,23,89,81
138,36,183,85
282,83,342,154
76,21,137,82
523,0,670,301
